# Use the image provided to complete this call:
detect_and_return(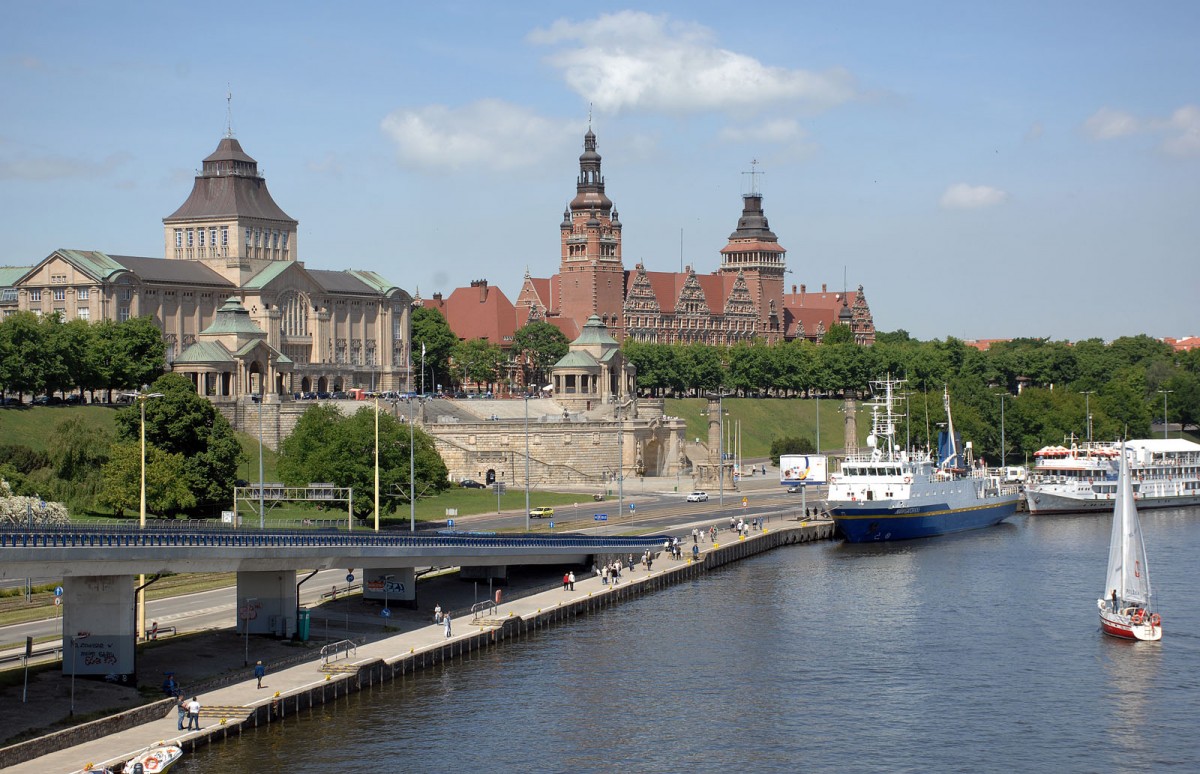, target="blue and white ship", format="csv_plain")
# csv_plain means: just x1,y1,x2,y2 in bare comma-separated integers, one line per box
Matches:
826,379,1021,542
